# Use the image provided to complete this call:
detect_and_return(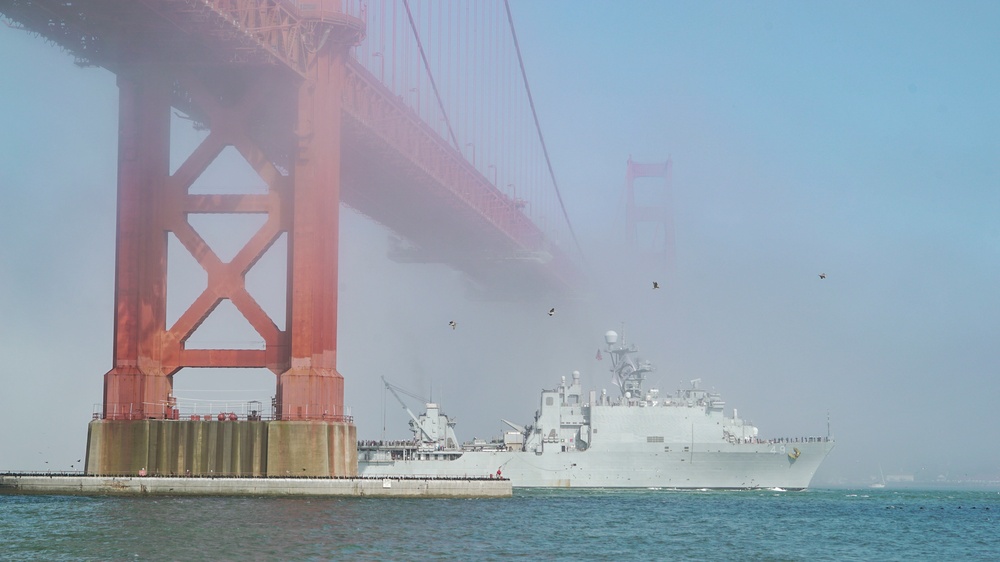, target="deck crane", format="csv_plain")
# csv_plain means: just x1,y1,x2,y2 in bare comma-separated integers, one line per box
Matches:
381,377,436,443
